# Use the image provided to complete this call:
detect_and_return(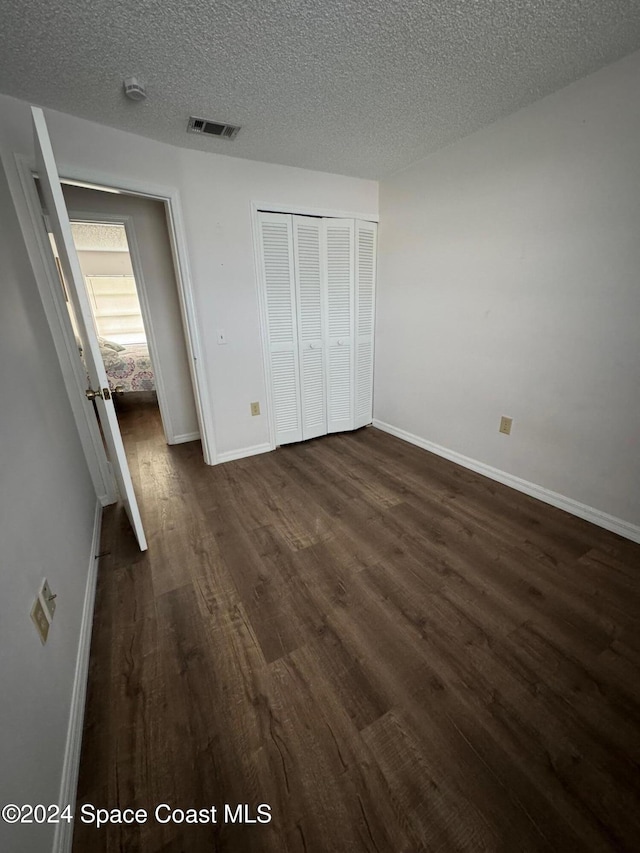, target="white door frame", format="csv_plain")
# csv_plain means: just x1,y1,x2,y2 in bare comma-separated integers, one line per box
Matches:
250,200,378,450
68,209,194,447
11,154,217,492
